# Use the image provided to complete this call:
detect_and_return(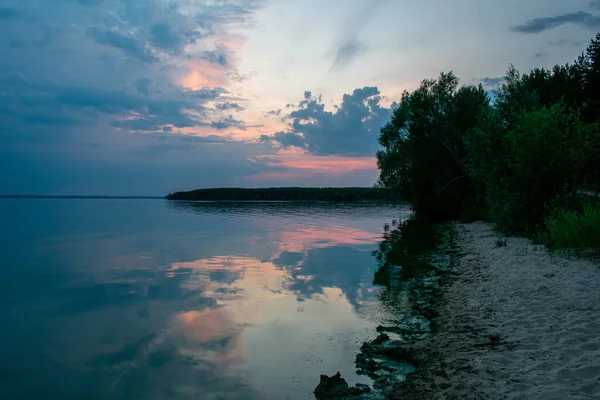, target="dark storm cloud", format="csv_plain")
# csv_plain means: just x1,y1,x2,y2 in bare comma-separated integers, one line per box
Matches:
262,87,395,156
591,1,600,10
512,11,600,33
